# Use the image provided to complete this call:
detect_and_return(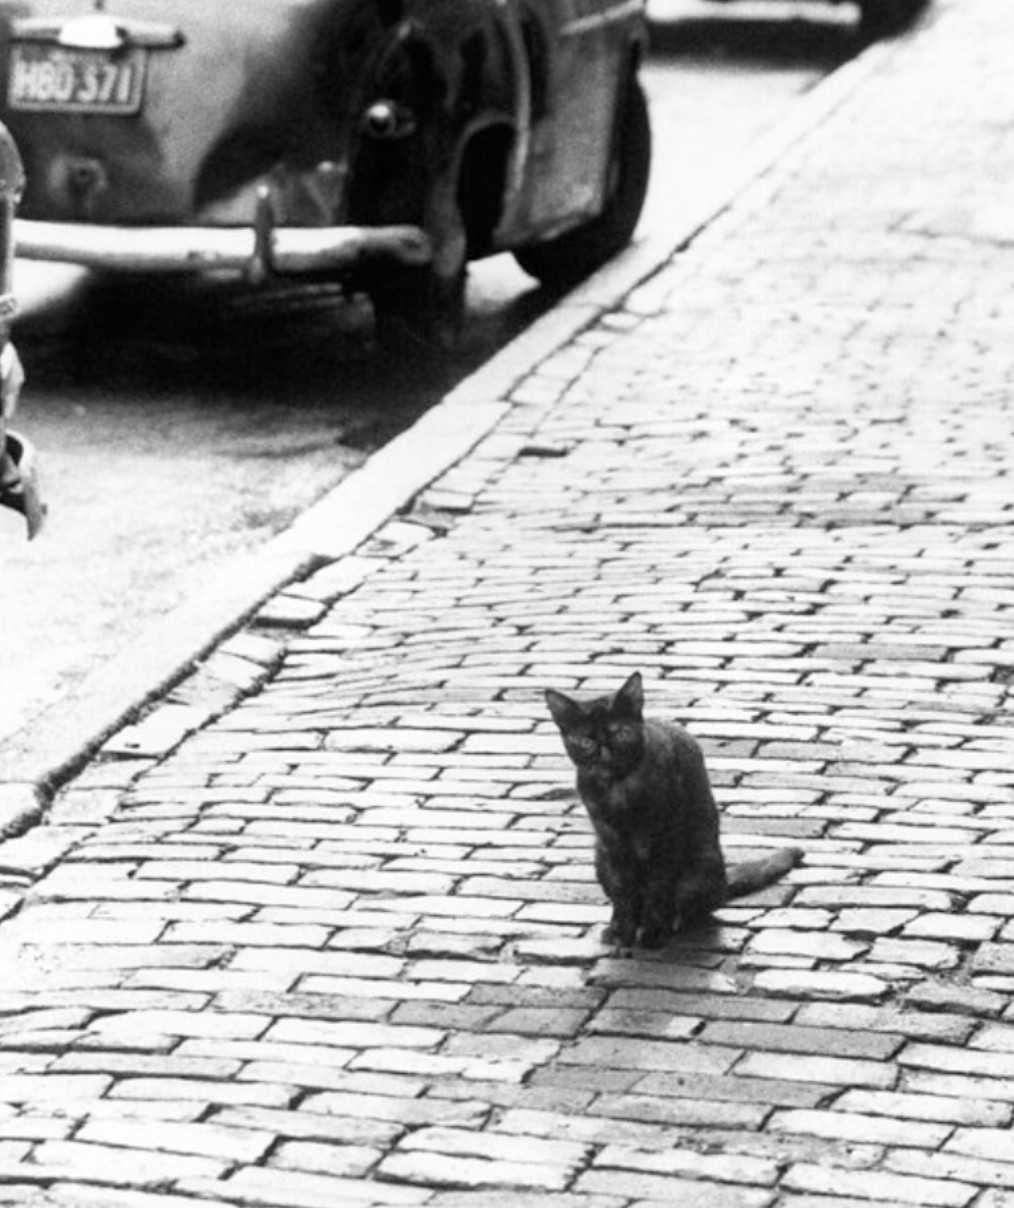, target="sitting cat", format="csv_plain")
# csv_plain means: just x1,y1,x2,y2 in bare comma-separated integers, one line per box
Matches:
545,671,803,949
